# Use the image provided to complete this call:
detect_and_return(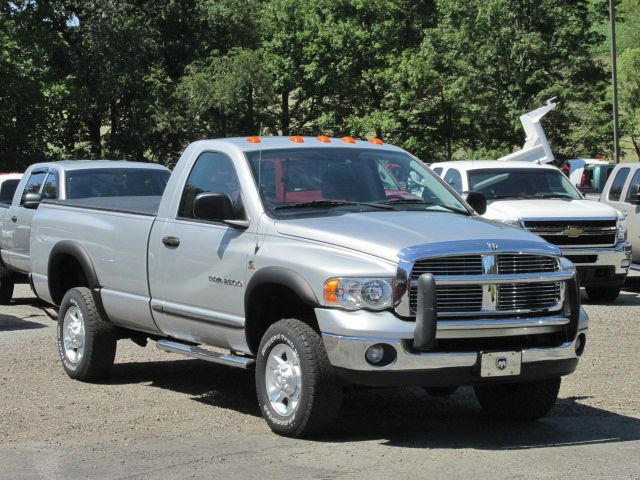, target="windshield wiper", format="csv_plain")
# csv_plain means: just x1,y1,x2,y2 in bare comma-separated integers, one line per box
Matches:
273,200,394,211
380,198,469,215
533,193,575,199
